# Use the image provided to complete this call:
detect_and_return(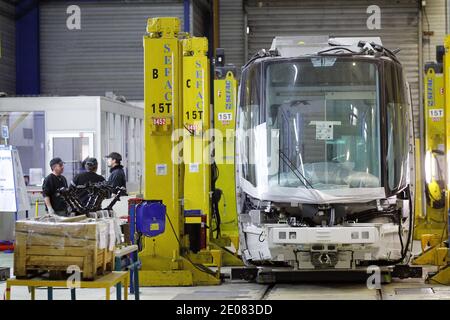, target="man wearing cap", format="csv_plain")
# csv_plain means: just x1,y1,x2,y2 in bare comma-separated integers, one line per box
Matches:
106,152,127,193
72,157,105,185
71,157,105,206
42,157,68,216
